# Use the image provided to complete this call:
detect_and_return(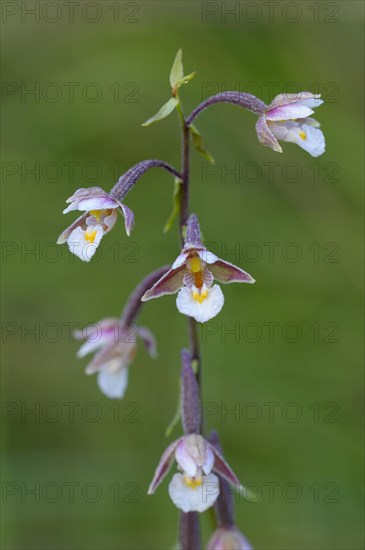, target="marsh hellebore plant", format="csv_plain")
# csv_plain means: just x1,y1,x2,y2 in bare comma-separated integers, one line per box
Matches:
57,50,326,548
